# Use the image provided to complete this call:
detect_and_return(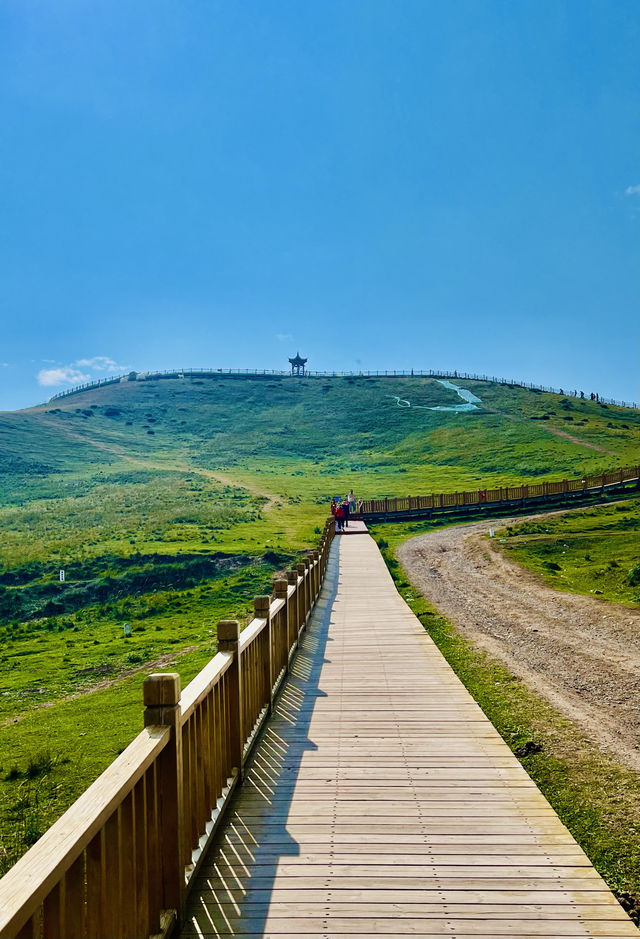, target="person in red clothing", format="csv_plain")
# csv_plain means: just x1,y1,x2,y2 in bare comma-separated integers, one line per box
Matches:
331,498,345,532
